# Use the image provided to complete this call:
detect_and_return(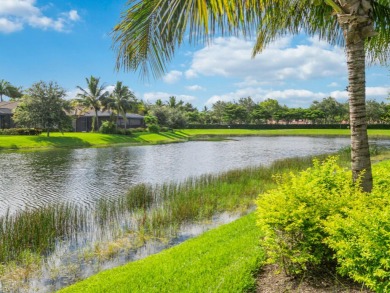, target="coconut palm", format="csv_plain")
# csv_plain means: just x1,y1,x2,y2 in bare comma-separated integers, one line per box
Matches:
77,76,109,131
102,81,137,129
112,0,390,192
